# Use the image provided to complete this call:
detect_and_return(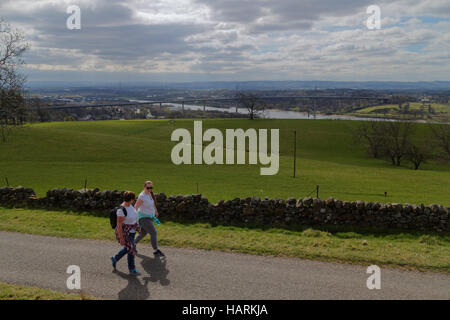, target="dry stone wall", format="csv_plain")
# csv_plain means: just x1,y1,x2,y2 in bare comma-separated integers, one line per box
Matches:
0,186,448,233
